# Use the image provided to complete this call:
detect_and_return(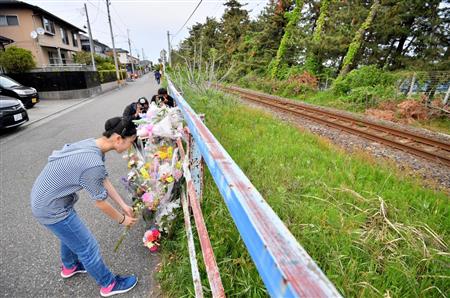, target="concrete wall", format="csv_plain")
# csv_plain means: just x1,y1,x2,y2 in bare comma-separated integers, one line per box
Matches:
39,85,102,100
39,81,121,100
